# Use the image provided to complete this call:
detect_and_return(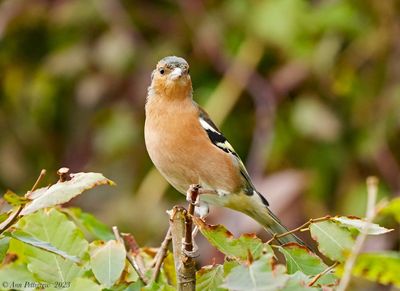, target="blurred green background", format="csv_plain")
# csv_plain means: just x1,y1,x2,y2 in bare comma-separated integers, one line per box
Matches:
0,0,399,252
